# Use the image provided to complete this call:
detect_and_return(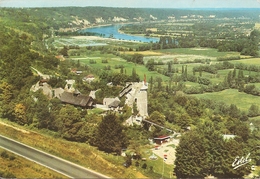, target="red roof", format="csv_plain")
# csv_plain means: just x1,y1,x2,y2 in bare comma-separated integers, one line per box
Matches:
86,74,95,78
154,135,170,140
